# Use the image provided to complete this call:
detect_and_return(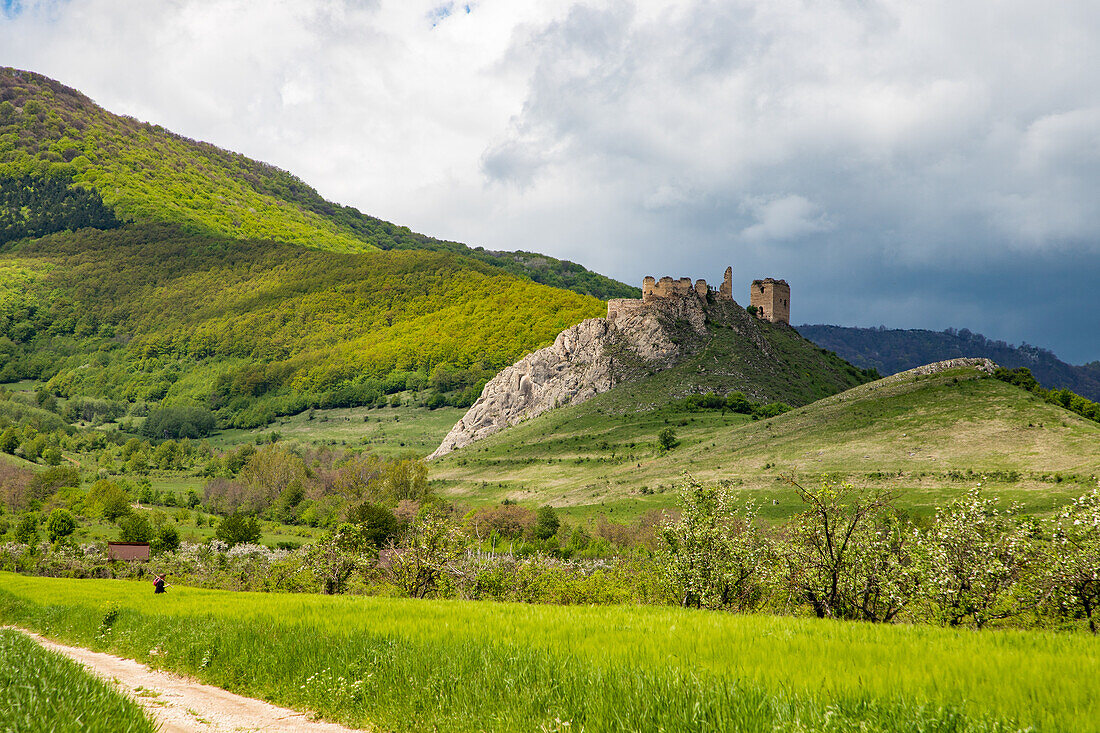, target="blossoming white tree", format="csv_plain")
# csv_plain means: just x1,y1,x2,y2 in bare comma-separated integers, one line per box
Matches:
917,488,1040,628
661,475,772,611
1049,488,1100,633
